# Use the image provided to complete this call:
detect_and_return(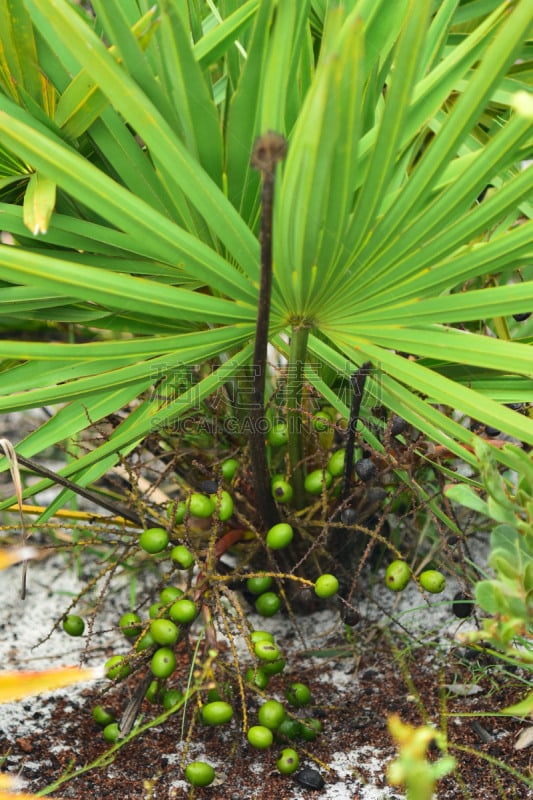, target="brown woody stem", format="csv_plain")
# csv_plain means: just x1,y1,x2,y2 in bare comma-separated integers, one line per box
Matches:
248,131,287,529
